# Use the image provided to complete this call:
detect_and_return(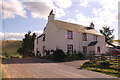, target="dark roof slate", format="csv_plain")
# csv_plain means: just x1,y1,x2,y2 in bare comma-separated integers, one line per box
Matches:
88,41,98,46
